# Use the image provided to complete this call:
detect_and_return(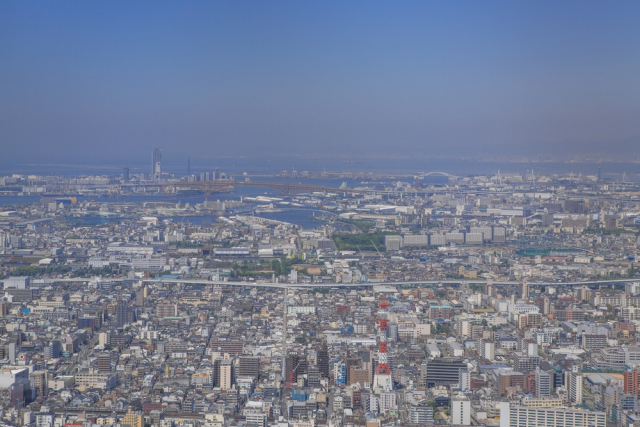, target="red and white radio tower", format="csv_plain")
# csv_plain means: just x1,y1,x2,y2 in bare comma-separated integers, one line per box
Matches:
375,295,391,376
373,294,393,392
